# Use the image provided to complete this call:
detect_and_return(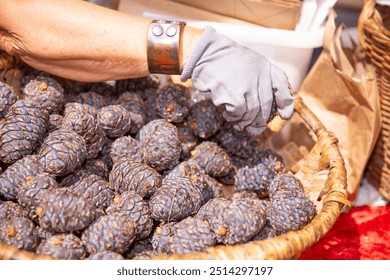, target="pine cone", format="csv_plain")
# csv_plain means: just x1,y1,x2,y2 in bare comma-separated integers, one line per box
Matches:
37,188,98,233
138,119,181,171
81,213,136,254
17,172,59,220
68,174,114,209
38,129,86,176
0,216,39,251
97,105,132,138
0,81,17,118
0,99,49,164
197,197,266,245
110,136,144,164
0,201,29,226
109,159,161,198
36,233,86,260
62,103,105,159
190,141,233,178
23,76,64,114
154,84,192,123
106,191,153,241
72,91,107,109
115,91,146,135
0,155,41,201
150,162,205,222
167,216,216,255
234,163,277,198
187,100,224,139
268,174,317,234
